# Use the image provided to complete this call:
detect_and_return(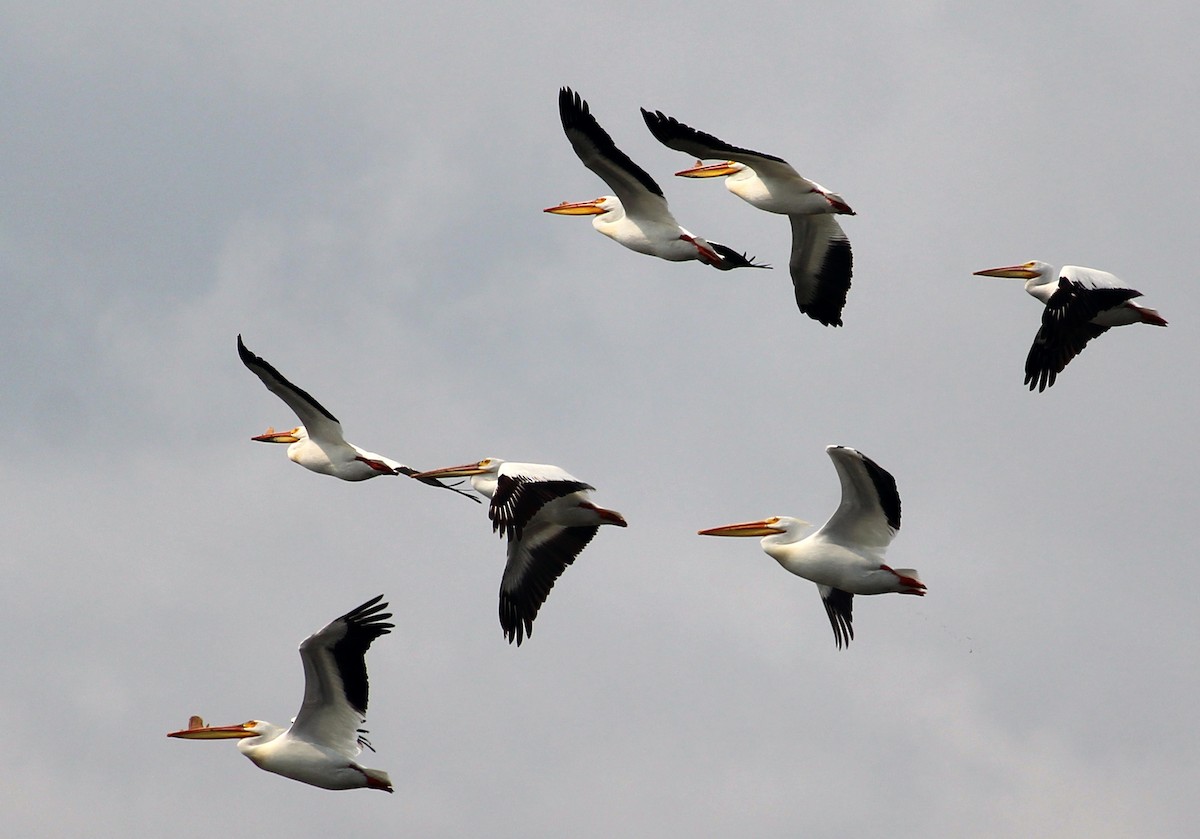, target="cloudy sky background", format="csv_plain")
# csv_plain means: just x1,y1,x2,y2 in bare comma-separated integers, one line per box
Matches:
3,3,1198,836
